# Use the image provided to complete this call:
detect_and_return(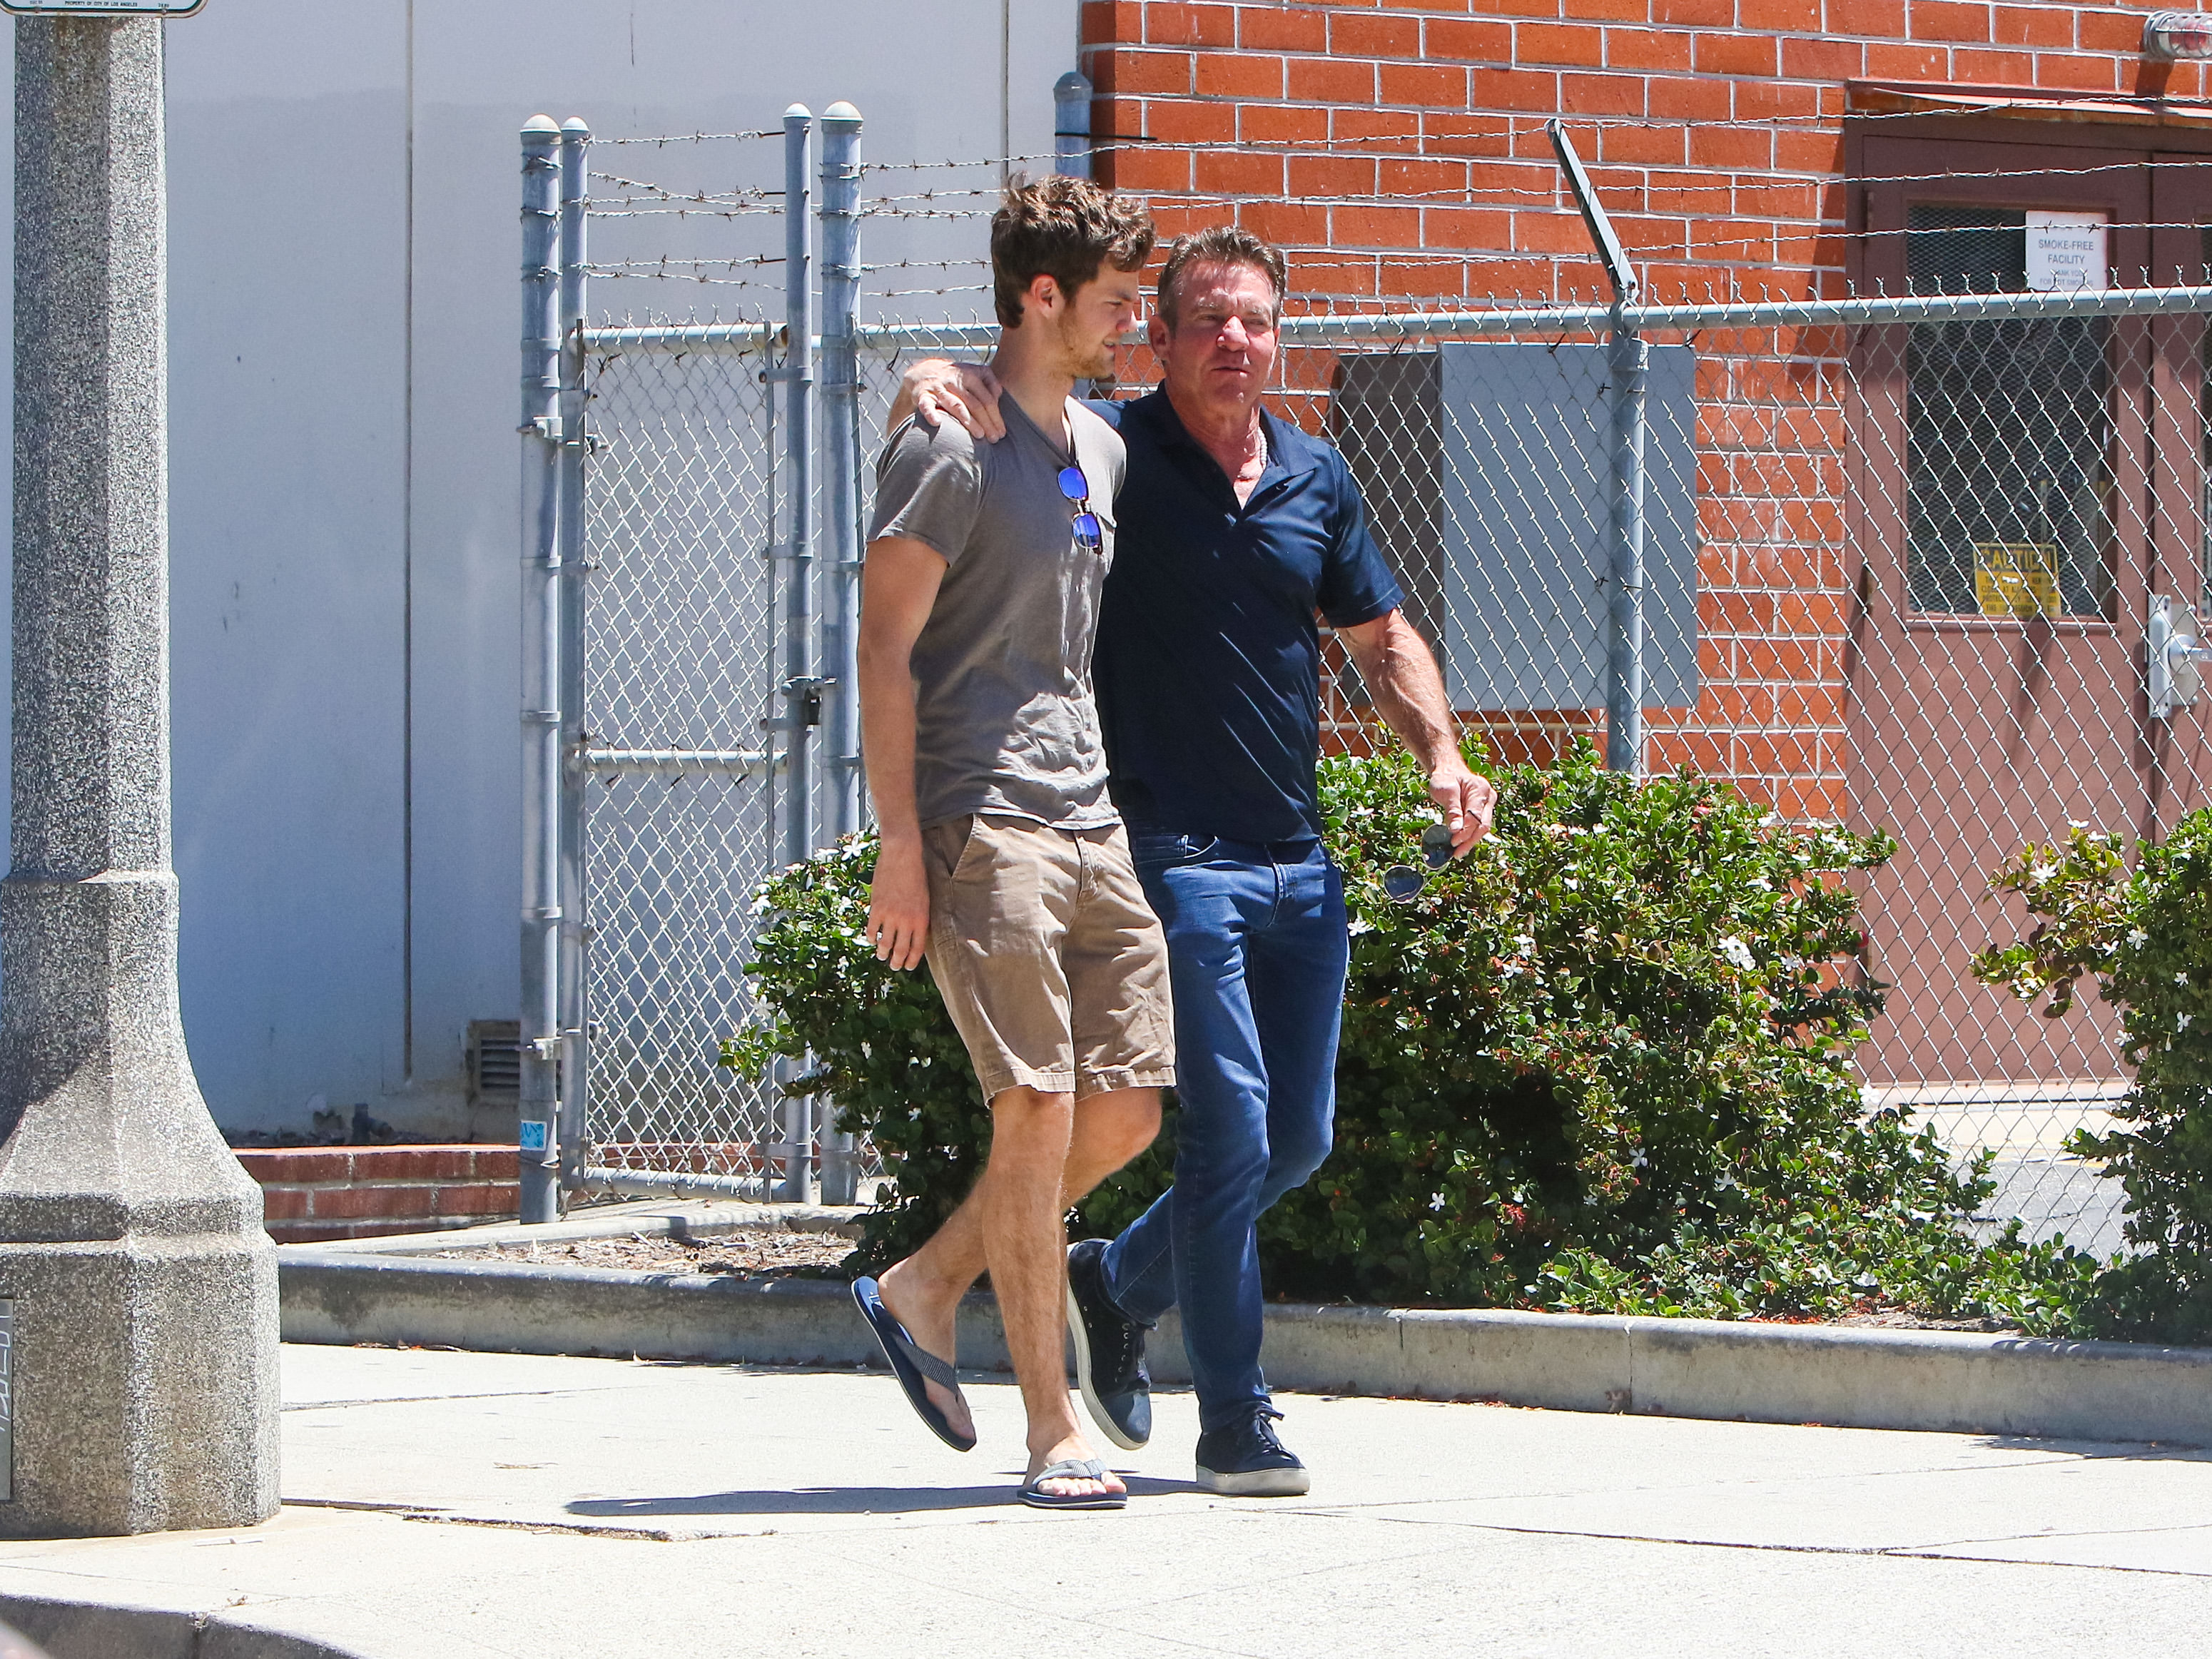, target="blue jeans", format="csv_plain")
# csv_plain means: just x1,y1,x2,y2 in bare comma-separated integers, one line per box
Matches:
1099,833,1348,1433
